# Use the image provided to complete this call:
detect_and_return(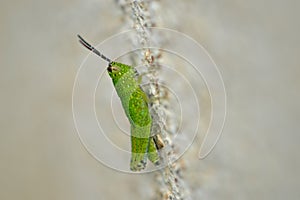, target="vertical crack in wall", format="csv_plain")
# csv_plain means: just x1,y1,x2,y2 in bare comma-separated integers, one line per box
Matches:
116,0,191,199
